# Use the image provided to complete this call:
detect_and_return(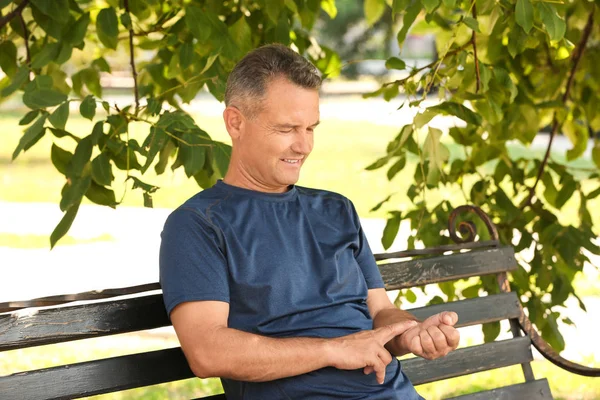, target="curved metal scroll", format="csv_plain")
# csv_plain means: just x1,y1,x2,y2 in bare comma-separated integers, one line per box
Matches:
449,205,600,377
